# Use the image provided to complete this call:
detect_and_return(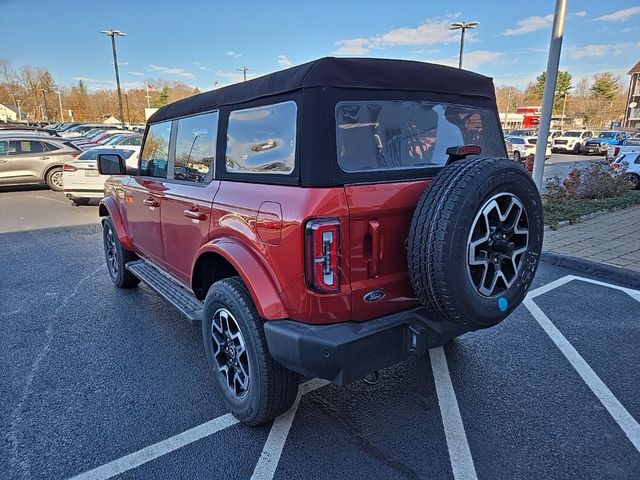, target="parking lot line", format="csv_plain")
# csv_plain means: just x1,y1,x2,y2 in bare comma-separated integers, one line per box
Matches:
68,379,329,480
524,296,640,453
251,379,329,480
430,346,478,480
